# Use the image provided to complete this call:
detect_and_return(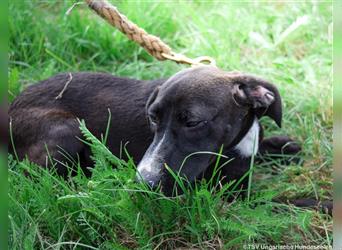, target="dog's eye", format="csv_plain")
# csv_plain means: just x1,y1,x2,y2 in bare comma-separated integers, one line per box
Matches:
186,120,207,128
